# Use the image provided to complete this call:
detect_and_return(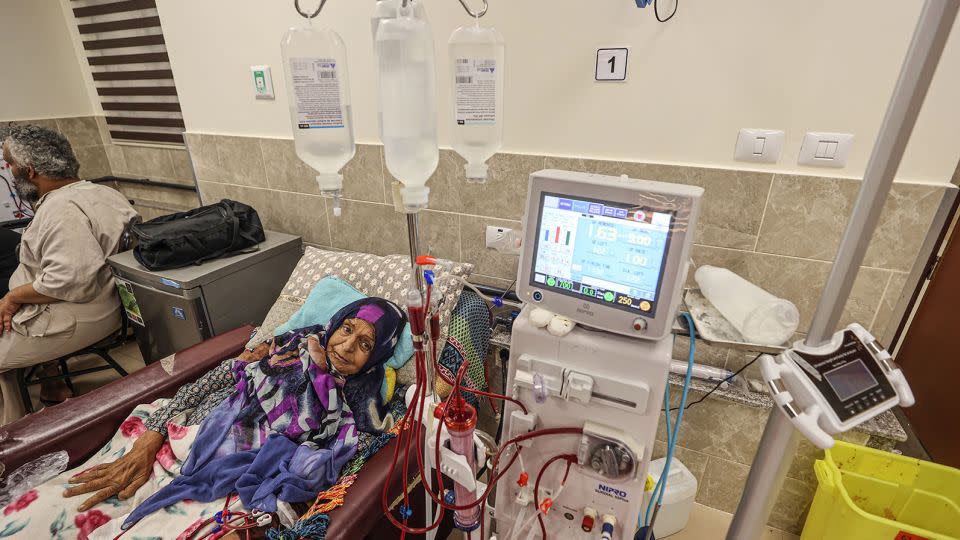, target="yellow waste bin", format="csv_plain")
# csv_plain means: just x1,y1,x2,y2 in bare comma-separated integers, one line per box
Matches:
802,441,960,540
